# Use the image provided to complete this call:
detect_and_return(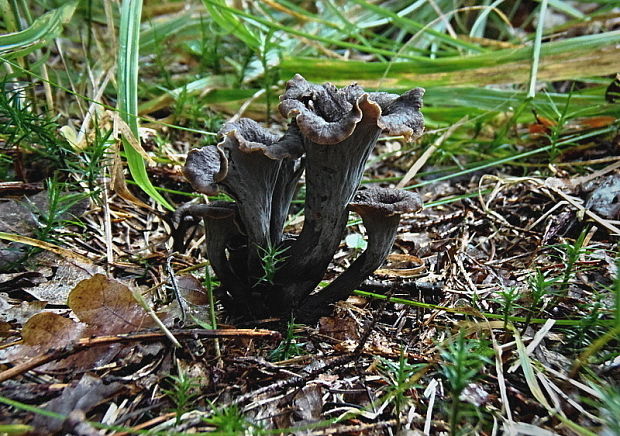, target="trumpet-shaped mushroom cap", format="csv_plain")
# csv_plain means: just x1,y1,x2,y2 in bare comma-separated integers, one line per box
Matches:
349,186,423,217
220,118,281,153
221,118,305,160
376,88,425,141
183,146,227,195
279,74,425,145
